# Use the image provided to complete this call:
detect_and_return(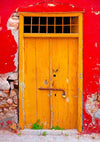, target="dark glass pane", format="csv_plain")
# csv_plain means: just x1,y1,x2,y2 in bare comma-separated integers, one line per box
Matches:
56,17,62,25
24,26,30,33
32,17,39,24
71,26,78,33
48,26,54,33
64,17,70,24
40,17,46,24
64,26,70,33
56,26,62,33
71,17,78,24
40,26,46,33
48,17,54,25
32,26,38,33
24,17,31,24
